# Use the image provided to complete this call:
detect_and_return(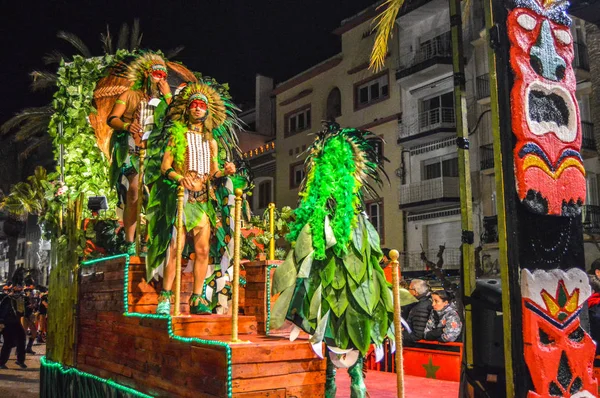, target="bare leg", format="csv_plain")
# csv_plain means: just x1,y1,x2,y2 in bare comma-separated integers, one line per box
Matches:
163,227,187,292
123,173,139,242
191,214,211,295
